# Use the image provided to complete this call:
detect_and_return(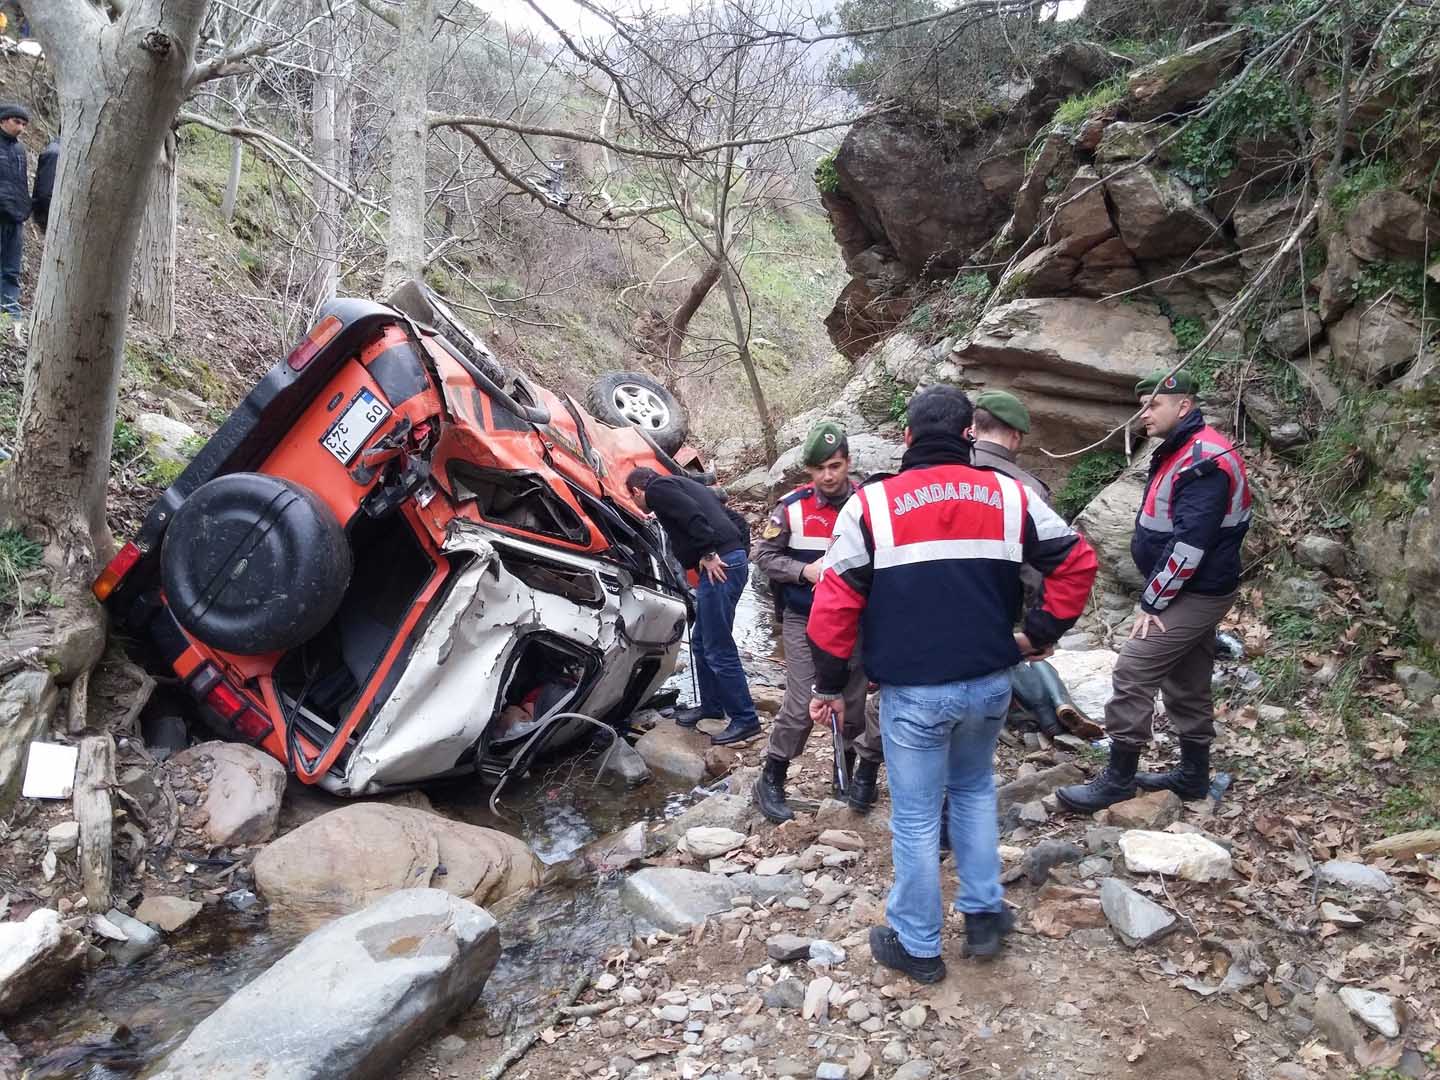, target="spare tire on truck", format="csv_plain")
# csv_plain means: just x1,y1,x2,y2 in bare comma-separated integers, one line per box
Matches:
586,371,688,456
161,473,352,655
